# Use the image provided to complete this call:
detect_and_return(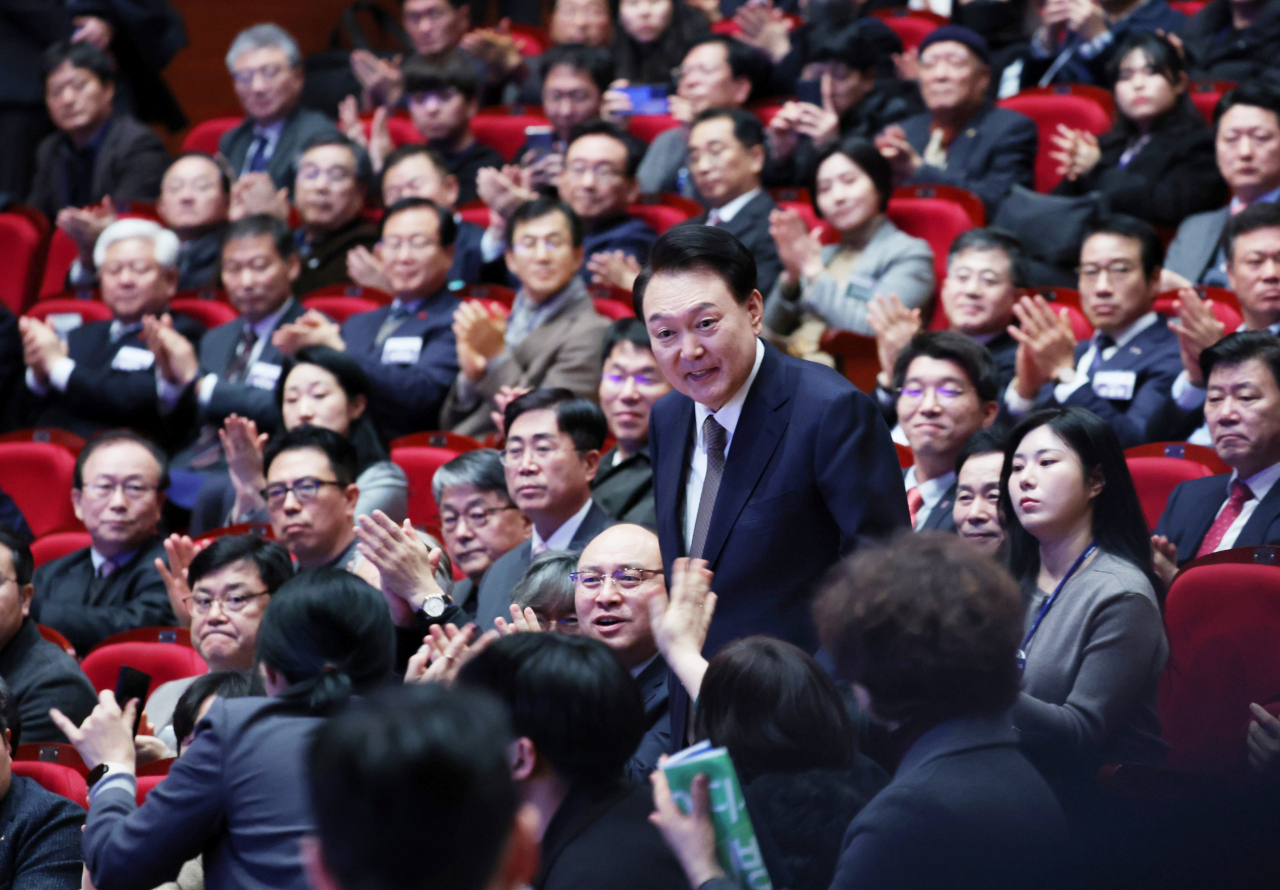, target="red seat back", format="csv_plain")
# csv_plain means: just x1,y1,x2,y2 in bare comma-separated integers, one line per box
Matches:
472,108,549,161
0,442,81,537
997,88,1113,192
31,532,94,569
95,627,193,648
182,117,244,155
626,203,693,234
1168,0,1208,15
0,211,46,314
628,114,682,144
38,229,84,301
887,194,975,286
25,298,113,334
15,741,88,774
593,297,635,320
1126,456,1213,531
80,642,208,696
774,200,840,244
869,9,948,51
456,201,491,229
11,761,88,808
456,283,516,308
817,329,879,393
1160,554,1280,778
136,774,166,805
390,436,484,530
1190,81,1233,125
171,298,239,329
37,623,77,655
895,442,914,469
0,428,85,452
193,522,274,543
1153,295,1241,331
1124,442,1229,475
301,295,382,323
506,23,550,56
